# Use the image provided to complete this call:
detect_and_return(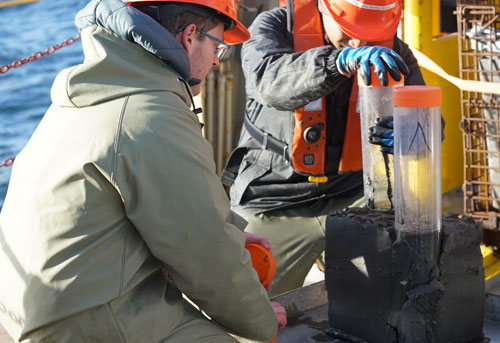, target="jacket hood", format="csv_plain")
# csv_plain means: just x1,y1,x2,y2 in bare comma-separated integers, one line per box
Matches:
51,25,192,108
50,0,197,108
75,0,193,84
